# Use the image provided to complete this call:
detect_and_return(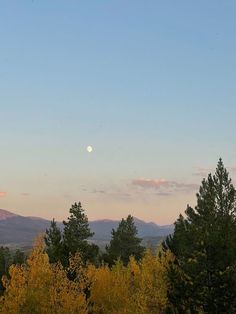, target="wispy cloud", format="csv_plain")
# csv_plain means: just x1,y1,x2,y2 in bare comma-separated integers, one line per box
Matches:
0,192,7,198
21,192,30,196
193,165,236,177
132,179,170,189
132,178,198,193
155,191,172,196
91,189,106,194
193,167,214,177
228,166,236,173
